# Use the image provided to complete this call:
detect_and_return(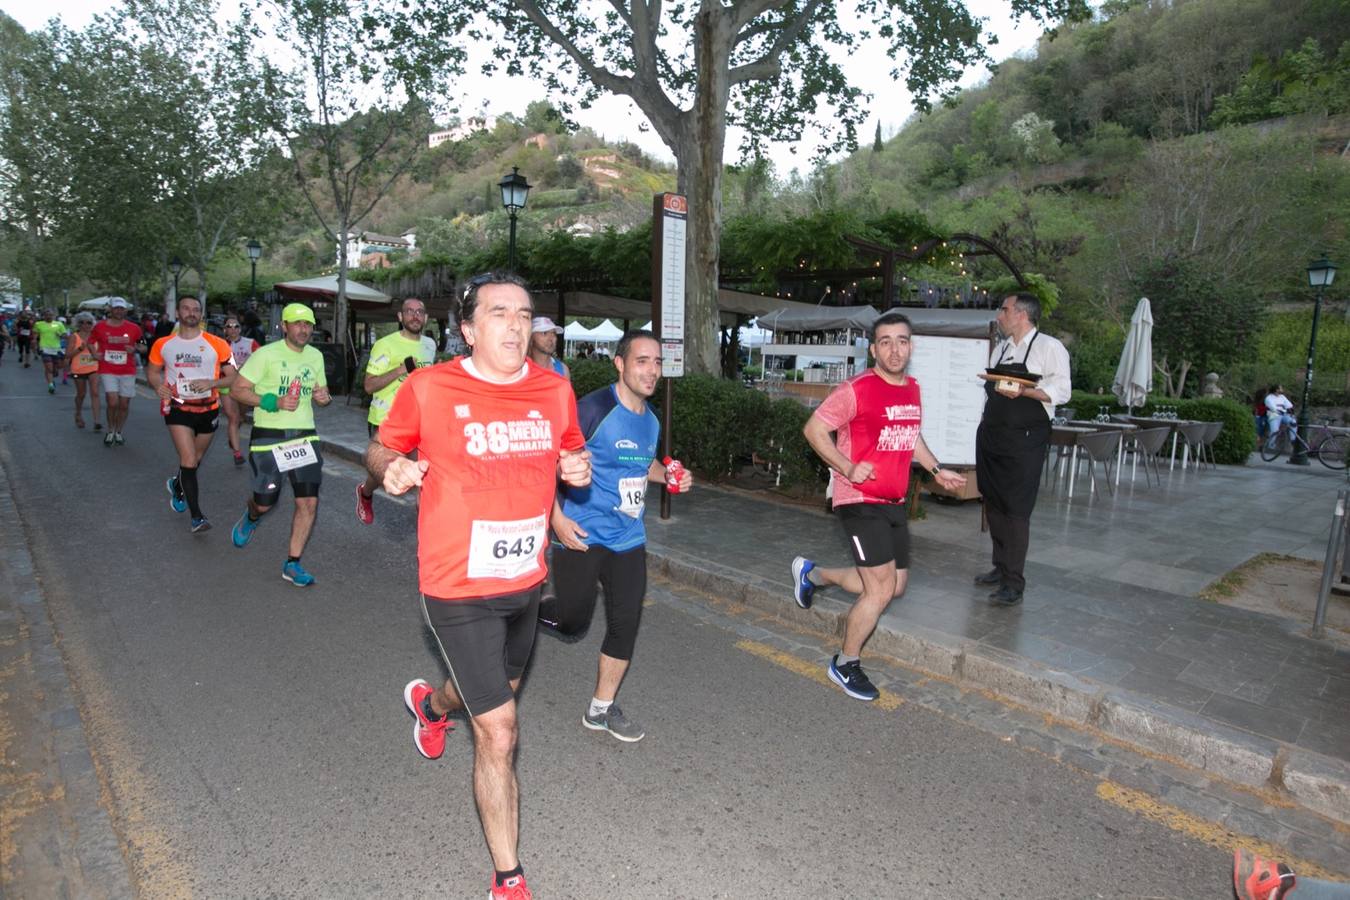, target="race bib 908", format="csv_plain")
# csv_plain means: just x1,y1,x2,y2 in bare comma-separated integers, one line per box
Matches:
272,440,315,472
